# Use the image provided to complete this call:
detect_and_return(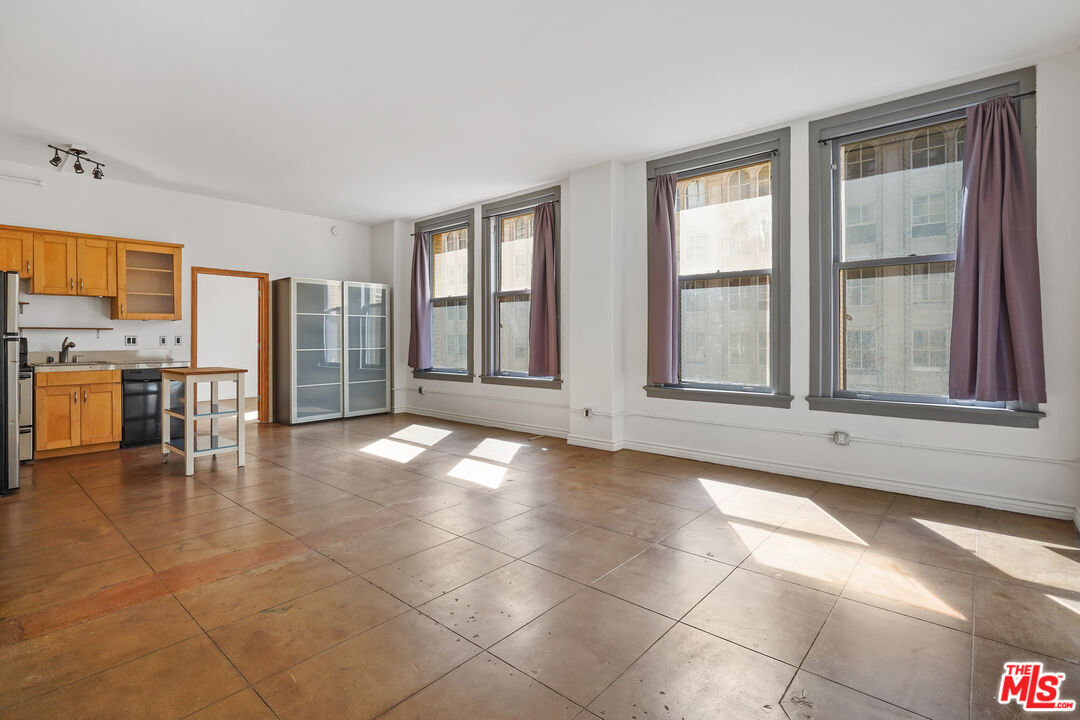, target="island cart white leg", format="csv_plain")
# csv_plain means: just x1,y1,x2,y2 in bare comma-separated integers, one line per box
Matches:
184,375,195,476
162,377,171,463
210,378,219,446
236,372,245,467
